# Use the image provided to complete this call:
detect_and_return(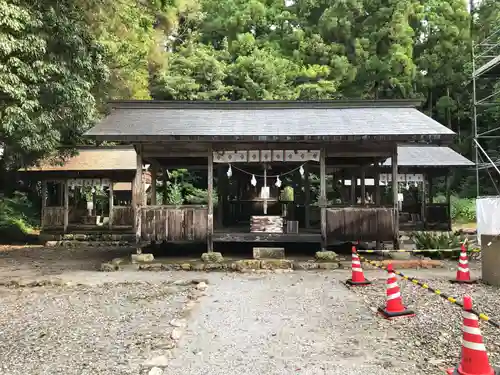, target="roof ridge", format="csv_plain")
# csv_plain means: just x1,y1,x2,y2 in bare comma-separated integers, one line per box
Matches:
108,99,423,110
